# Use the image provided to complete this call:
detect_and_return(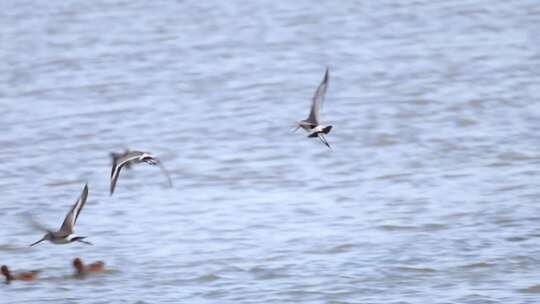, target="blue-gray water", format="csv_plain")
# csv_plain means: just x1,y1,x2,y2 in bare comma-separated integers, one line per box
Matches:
1,1,540,303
